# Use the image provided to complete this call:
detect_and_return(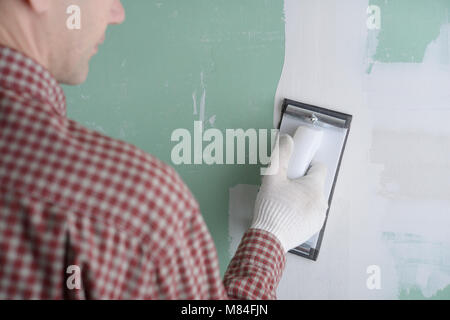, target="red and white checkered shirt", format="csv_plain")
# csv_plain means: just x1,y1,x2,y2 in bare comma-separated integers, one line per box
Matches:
0,46,285,299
